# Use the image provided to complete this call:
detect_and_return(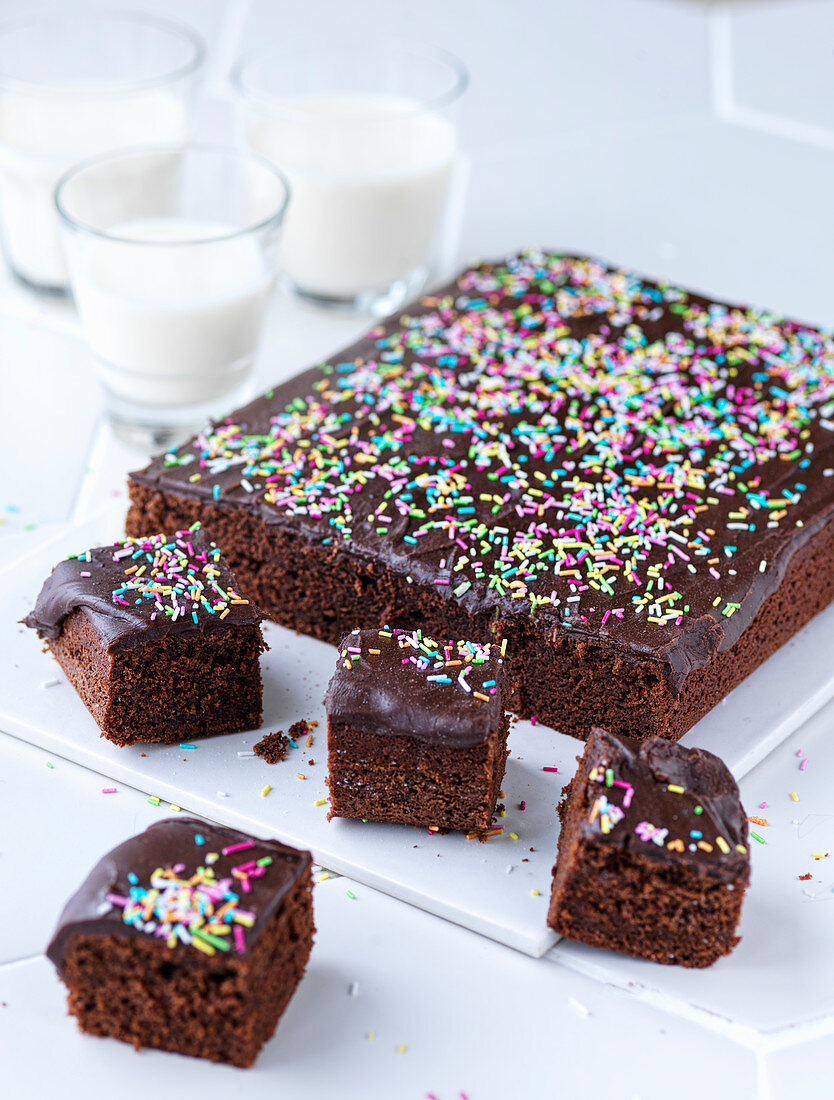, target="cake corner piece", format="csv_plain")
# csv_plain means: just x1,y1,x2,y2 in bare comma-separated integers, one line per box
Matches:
24,524,265,746
325,627,509,831
547,726,750,967
46,817,314,1067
